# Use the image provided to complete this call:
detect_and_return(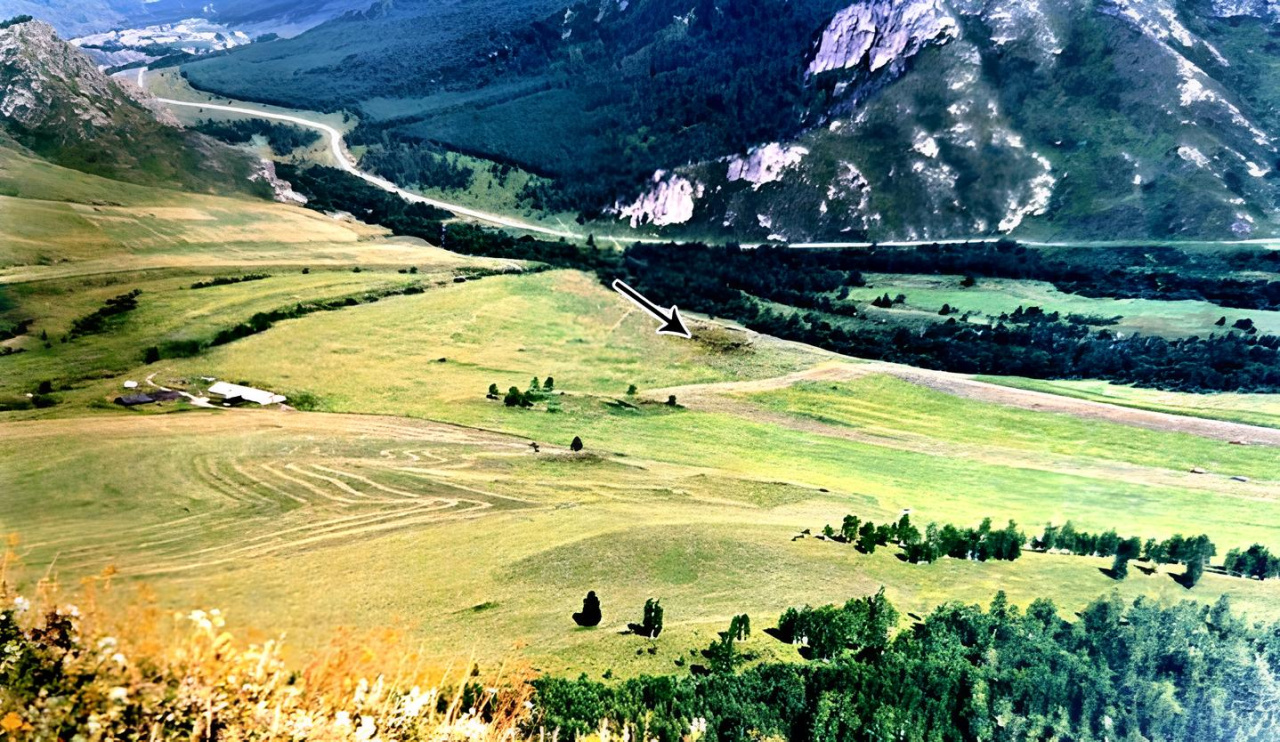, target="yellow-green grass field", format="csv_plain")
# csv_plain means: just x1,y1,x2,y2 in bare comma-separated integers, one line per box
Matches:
7,264,1280,677
843,273,1280,337
6,138,1280,678
982,376,1280,430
